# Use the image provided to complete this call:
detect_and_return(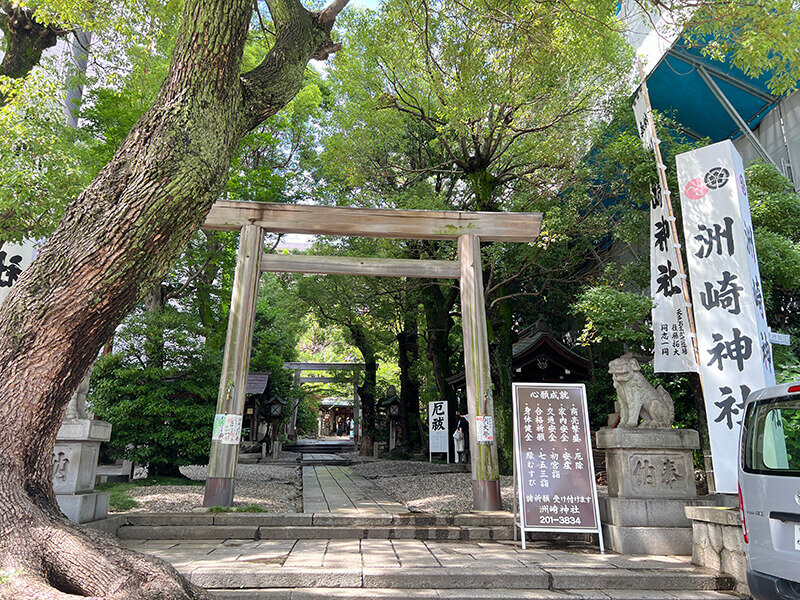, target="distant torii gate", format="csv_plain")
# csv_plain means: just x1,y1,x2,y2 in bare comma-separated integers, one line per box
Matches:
282,361,364,442
200,201,543,510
